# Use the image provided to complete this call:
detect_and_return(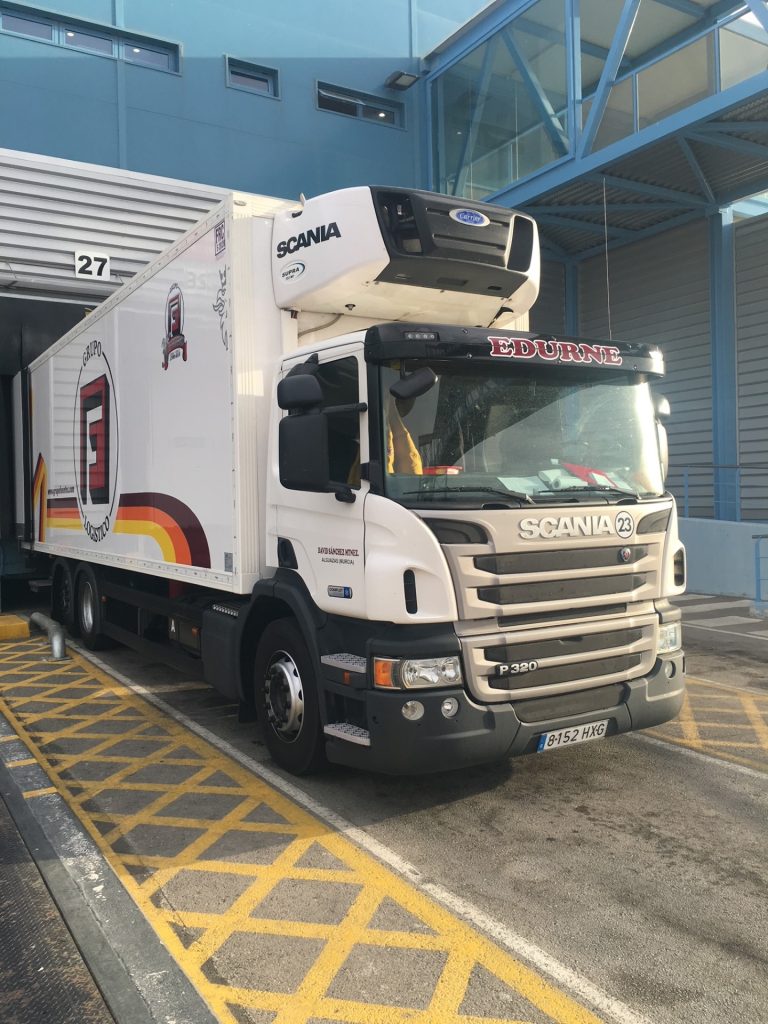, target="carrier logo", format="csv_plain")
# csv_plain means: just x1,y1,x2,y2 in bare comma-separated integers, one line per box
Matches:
449,208,490,227
281,261,306,282
489,336,623,366
162,284,188,369
74,340,119,544
276,222,341,259
519,511,635,540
